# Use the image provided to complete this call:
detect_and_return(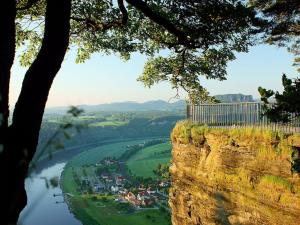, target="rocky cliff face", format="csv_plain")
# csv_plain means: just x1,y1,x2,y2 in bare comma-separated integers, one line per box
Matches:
169,122,300,225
